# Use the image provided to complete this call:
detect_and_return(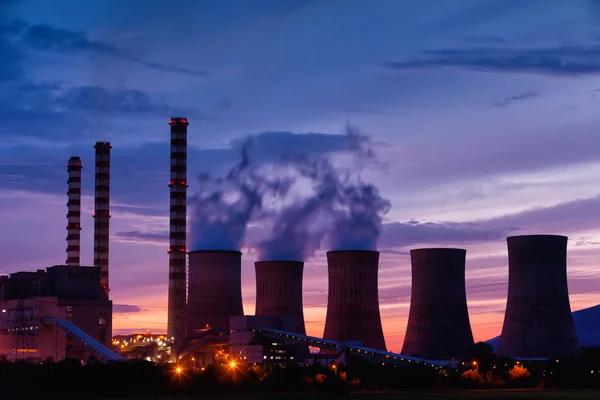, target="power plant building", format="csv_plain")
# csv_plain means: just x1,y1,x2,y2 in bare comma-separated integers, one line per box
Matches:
93,141,111,295
255,260,306,334
167,117,189,342
497,235,581,359
66,156,82,266
402,248,474,359
323,250,386,351
187,250,244,335
0,265,112,361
